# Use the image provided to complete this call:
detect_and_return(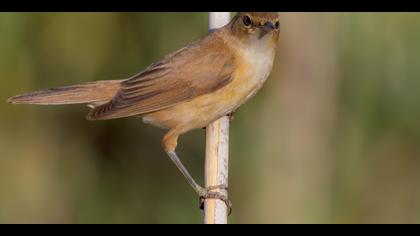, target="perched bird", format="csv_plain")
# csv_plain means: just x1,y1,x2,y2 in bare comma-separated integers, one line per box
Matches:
8,12,280,209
